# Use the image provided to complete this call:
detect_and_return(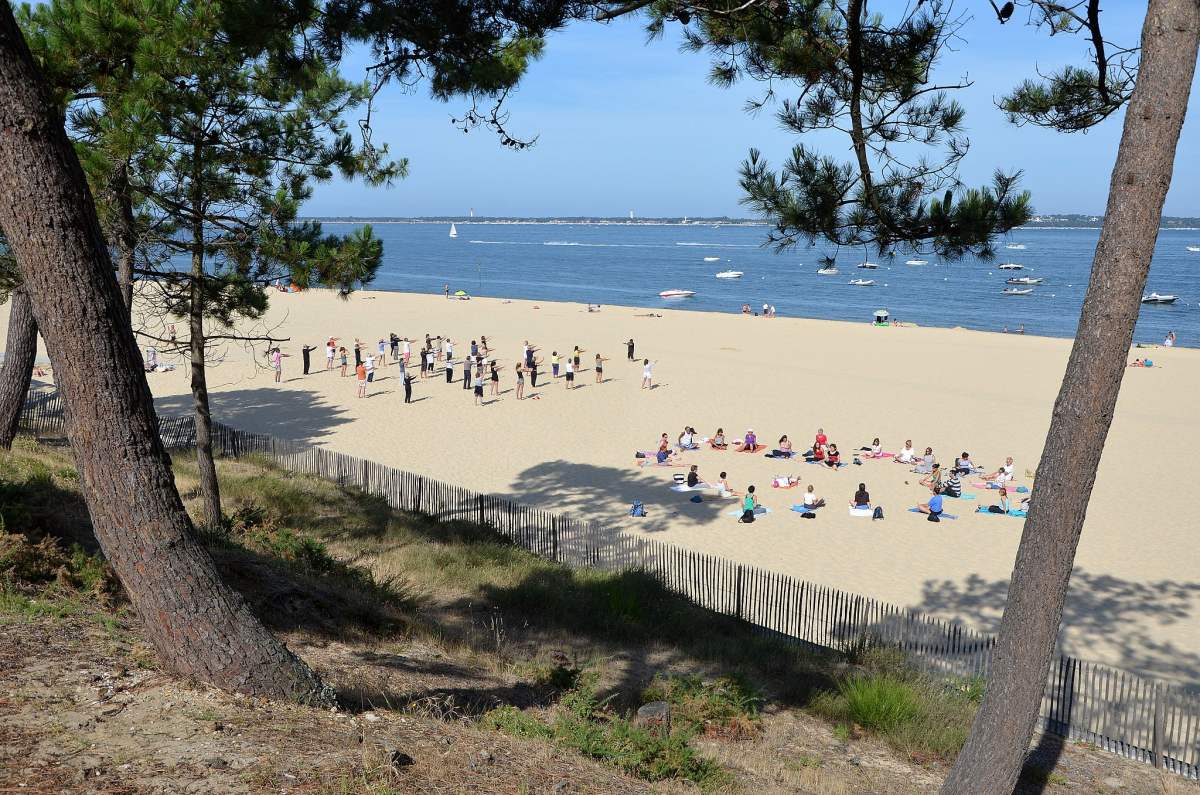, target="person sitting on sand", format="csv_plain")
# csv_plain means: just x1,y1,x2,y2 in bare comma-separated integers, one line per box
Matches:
1129,358,1154,367
953,452,975,476
862,437,883,457
686,465,711,489
806,442,825,463
895,440,916,464
919,463,943,492
637,446,679,467
825,443,842,469
987,487,1011,514
802,484,825,509
985,456,1016,484
851,483,871,509
813,427,828,451
917,491,944,519
942,469,962,498
913,447,935,474
739,486,759,520
678,427,699,450
741,304,752,315
735,429,758,453
709,428,728,450
716,472,738,498
772,435,794,458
